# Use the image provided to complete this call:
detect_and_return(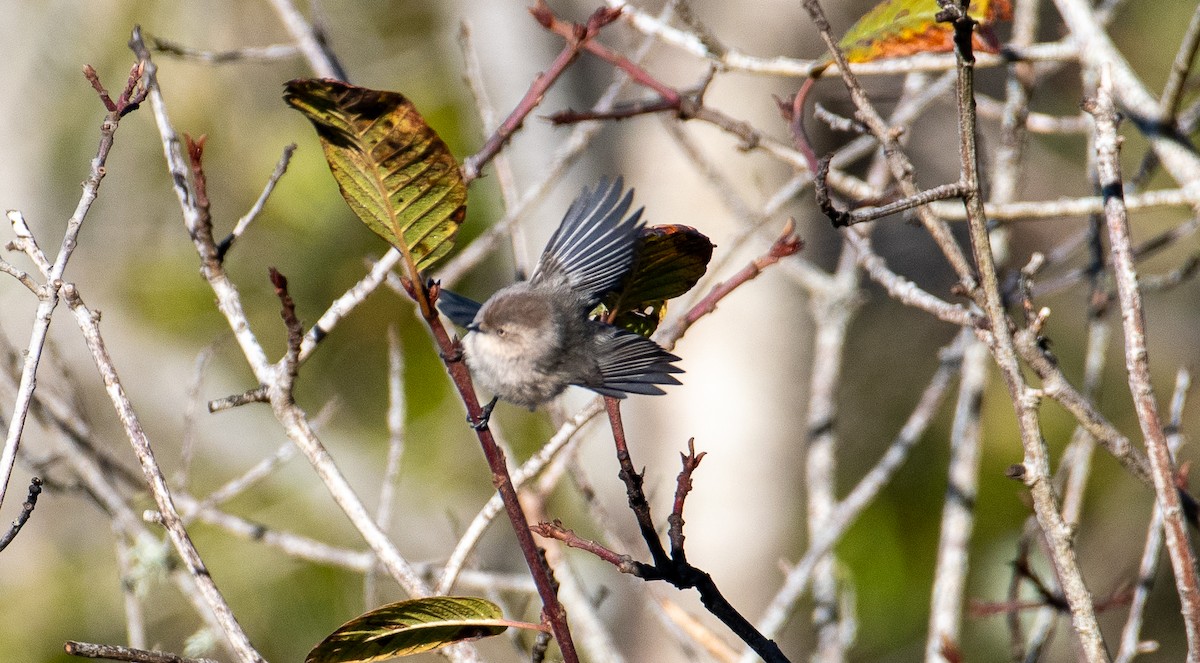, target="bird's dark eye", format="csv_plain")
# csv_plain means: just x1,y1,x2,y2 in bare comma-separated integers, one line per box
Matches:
495,327,506,337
